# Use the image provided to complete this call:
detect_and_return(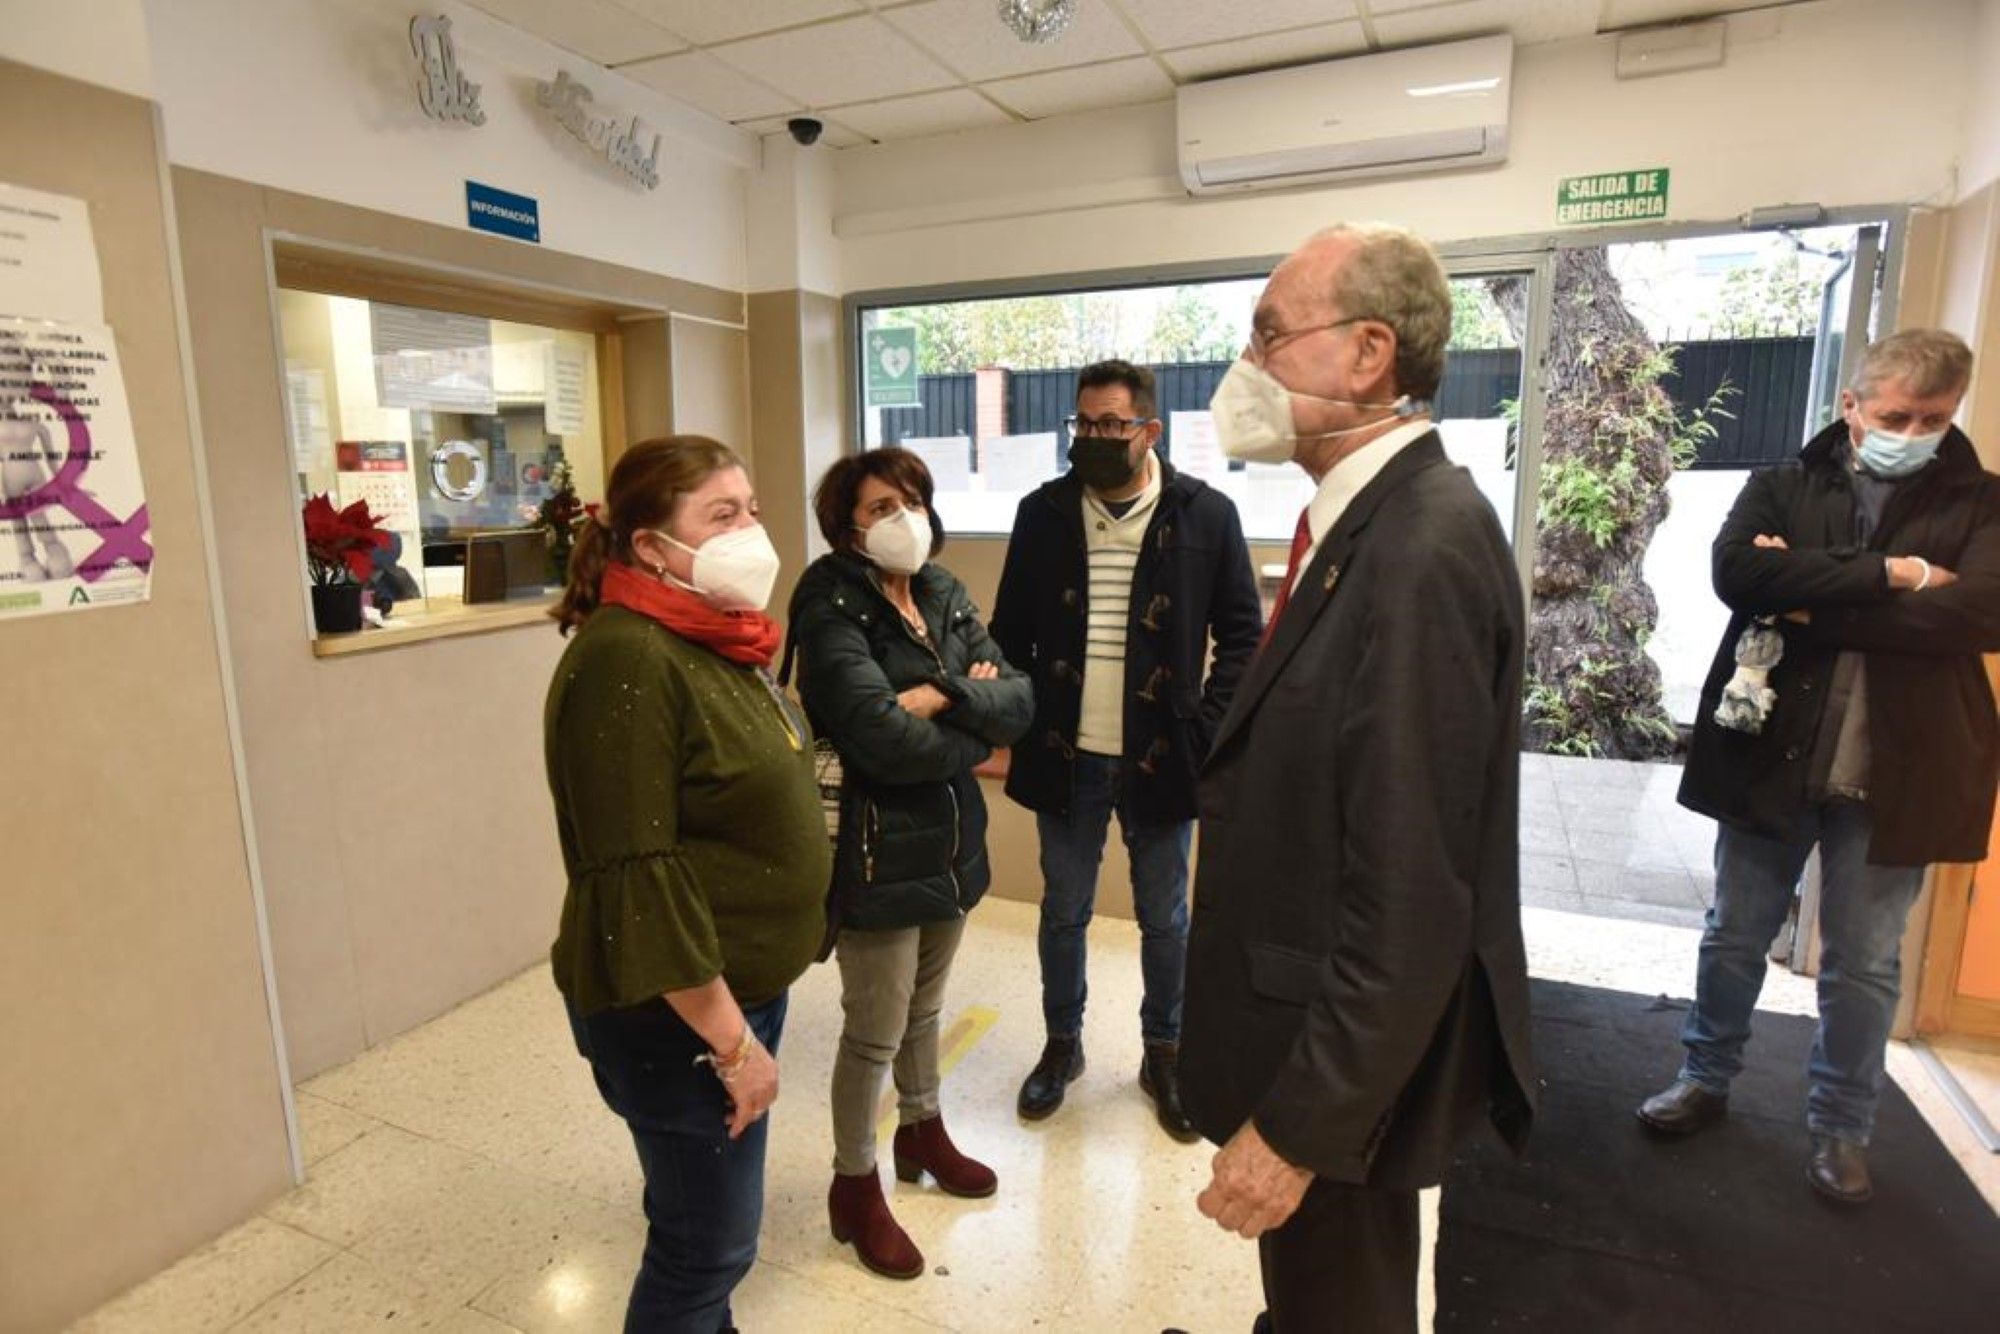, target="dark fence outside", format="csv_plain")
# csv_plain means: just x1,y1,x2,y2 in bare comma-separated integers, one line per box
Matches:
1659,335,1815,469
874,335,1816,472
